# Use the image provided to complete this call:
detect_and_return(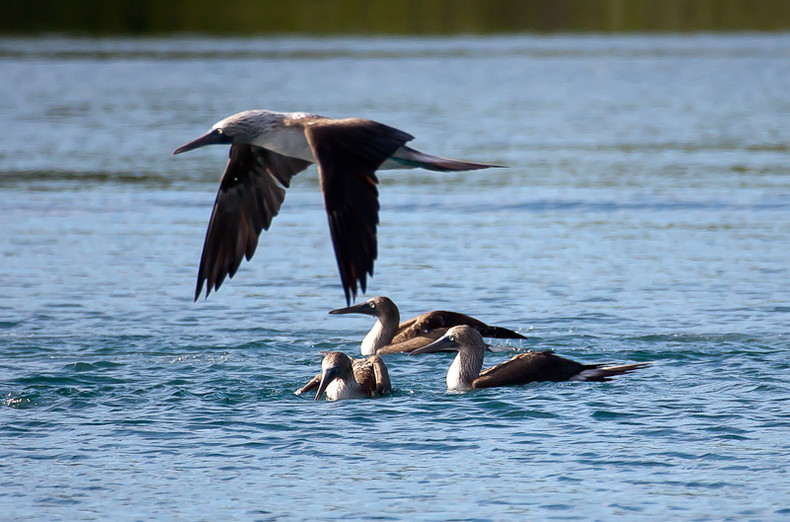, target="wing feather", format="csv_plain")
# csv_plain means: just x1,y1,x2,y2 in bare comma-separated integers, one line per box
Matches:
195,144,312,300
394,311,526,343
472,351,590,389
305,118,413,304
